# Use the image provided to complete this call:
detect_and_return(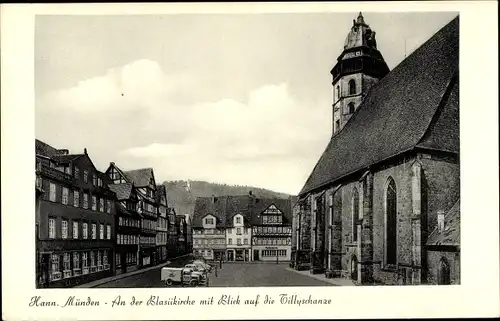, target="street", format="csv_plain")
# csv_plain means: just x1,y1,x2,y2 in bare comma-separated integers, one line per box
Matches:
96,261,334,288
